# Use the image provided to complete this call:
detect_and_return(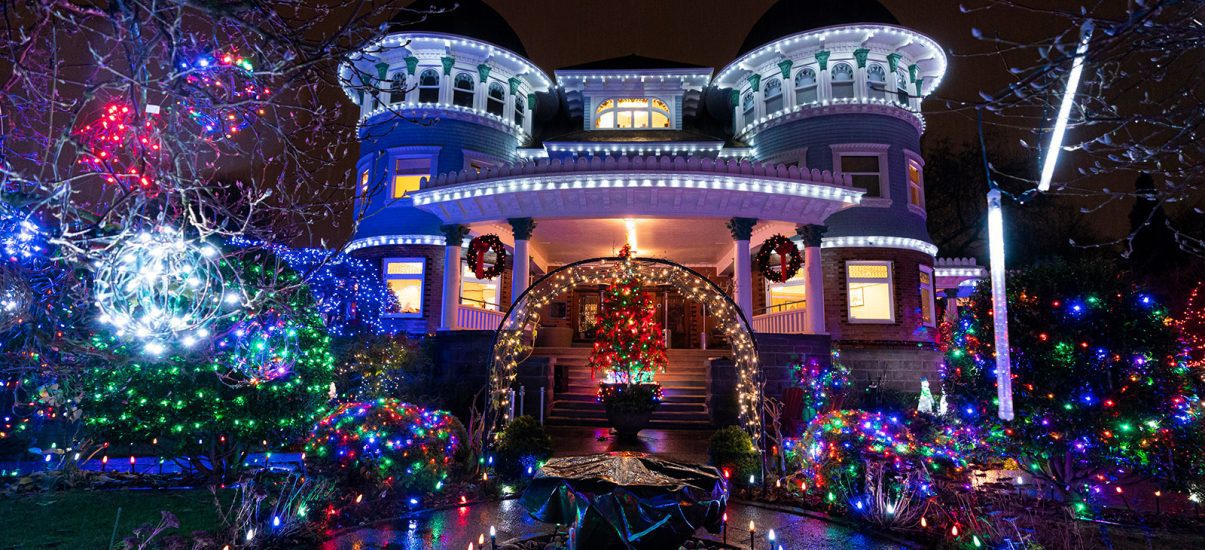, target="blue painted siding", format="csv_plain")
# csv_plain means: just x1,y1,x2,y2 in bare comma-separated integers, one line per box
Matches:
352,116,519,241
751,113,931,242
